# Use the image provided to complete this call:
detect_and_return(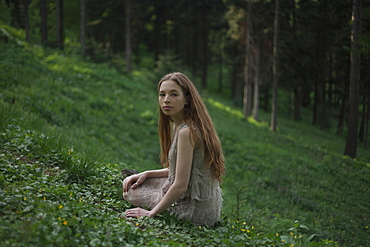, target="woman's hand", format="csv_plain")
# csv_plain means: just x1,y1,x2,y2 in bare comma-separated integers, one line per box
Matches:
122,173,147,192
124,207,154,218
